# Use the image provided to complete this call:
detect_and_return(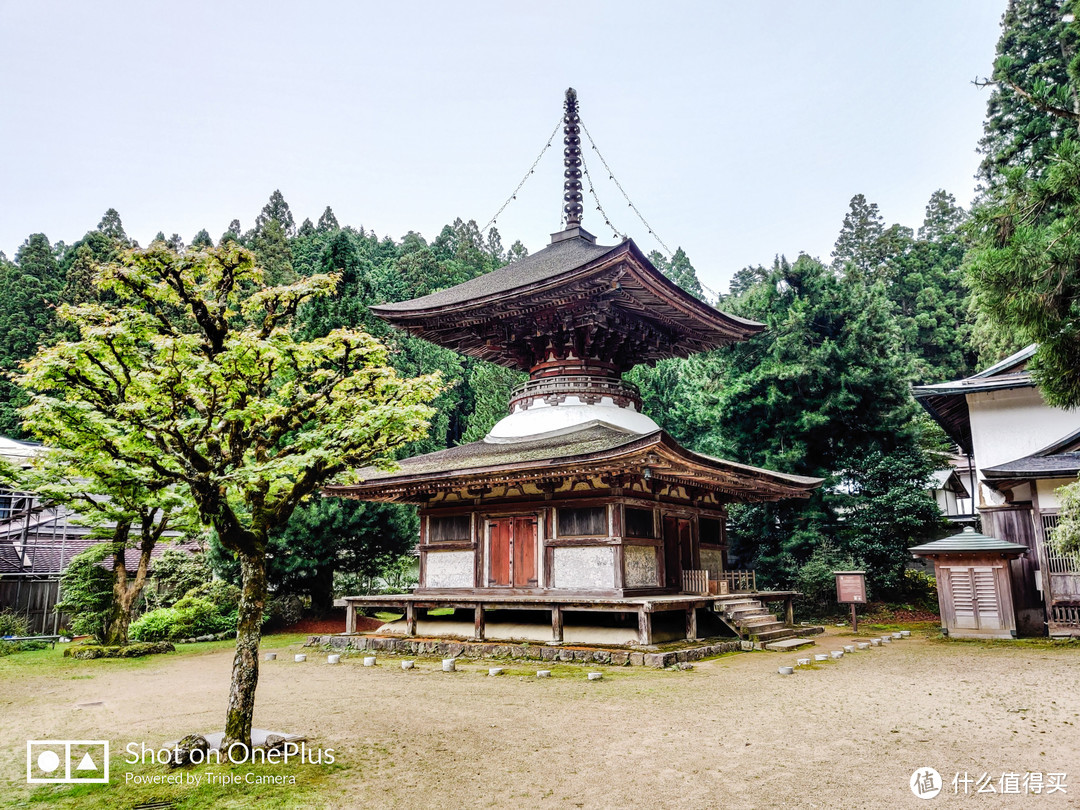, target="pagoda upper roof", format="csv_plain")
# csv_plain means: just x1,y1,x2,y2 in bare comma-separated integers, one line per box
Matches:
325,423,822,505
370,234,763,370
